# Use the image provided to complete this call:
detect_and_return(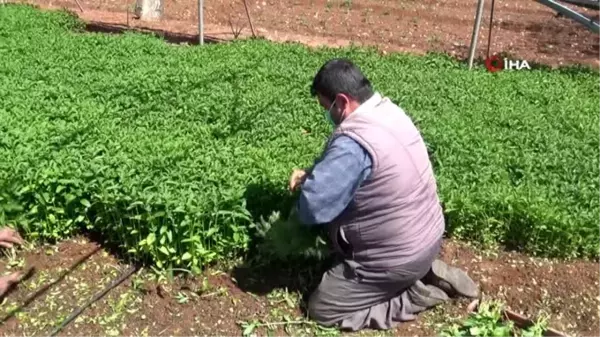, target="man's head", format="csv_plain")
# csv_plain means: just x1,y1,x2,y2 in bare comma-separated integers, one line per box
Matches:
310,58,374,125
